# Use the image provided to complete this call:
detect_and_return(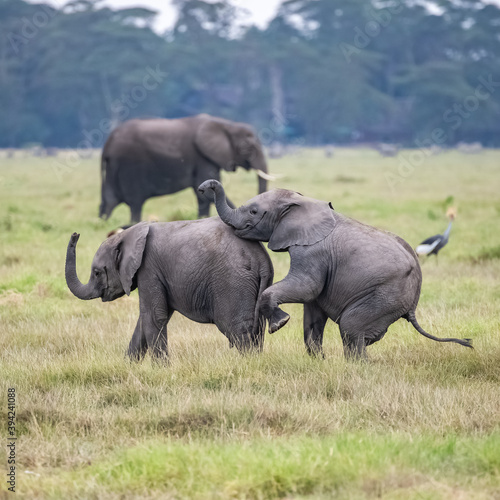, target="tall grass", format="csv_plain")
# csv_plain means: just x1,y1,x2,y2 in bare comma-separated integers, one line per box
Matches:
1,148,499,498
